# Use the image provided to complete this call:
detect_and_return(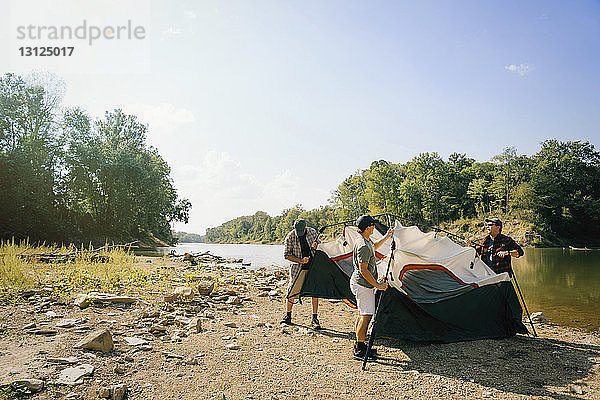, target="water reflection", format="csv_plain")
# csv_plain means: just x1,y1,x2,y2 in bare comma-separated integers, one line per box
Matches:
513,248,600,331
